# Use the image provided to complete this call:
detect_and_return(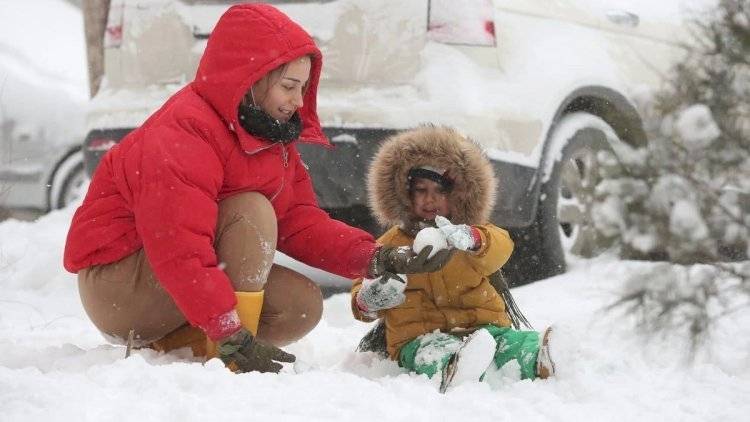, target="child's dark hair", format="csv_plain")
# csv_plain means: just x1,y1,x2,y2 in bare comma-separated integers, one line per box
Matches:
407,166,454,193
